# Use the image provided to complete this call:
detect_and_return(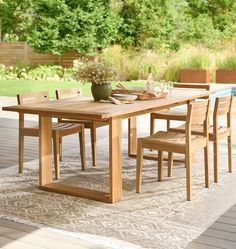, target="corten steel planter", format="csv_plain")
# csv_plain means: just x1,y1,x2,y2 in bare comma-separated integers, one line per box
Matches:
216,69,236,83
180,69,211,83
